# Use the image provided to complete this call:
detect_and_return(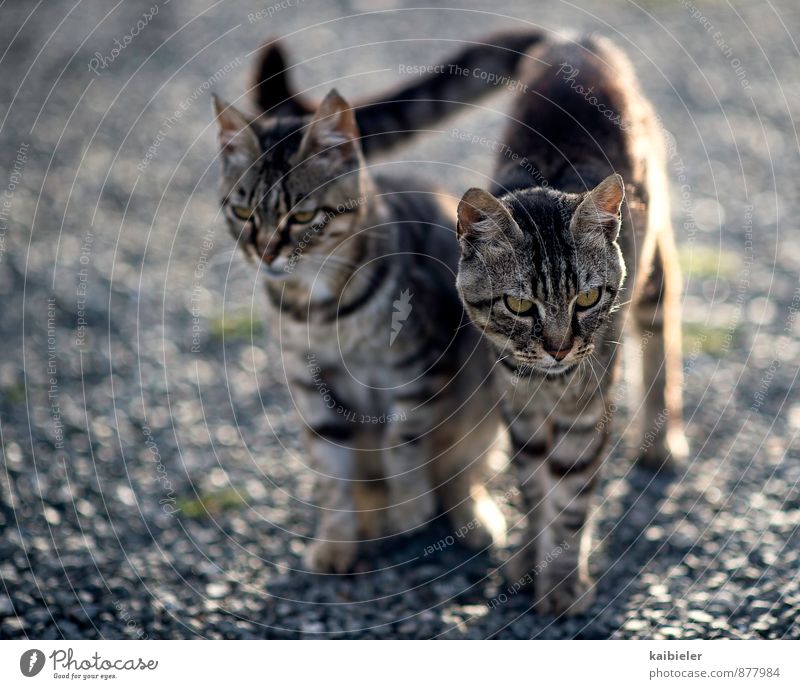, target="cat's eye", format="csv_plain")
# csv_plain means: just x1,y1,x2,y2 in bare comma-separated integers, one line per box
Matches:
231,205,253,221
290,209,318,224
504,295,536,316
575,287,602,310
